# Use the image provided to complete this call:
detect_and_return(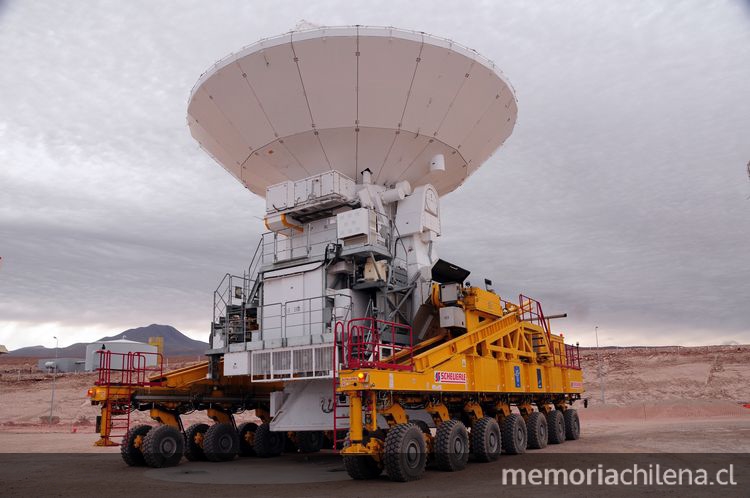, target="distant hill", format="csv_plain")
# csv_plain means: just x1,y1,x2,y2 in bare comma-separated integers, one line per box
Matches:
9,324,208,358
8,344,80,358
98,324,209,356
